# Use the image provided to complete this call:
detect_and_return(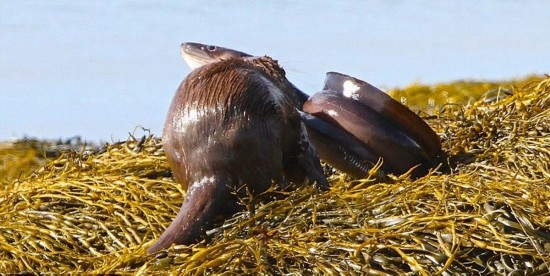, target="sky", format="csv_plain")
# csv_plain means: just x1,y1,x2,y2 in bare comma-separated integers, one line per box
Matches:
1,1,548,142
